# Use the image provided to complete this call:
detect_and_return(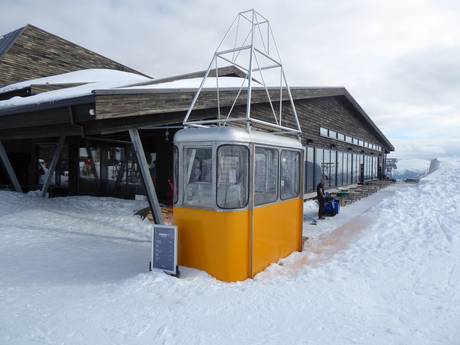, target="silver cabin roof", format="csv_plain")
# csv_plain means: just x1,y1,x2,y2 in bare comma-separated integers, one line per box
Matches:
174,127,302,149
